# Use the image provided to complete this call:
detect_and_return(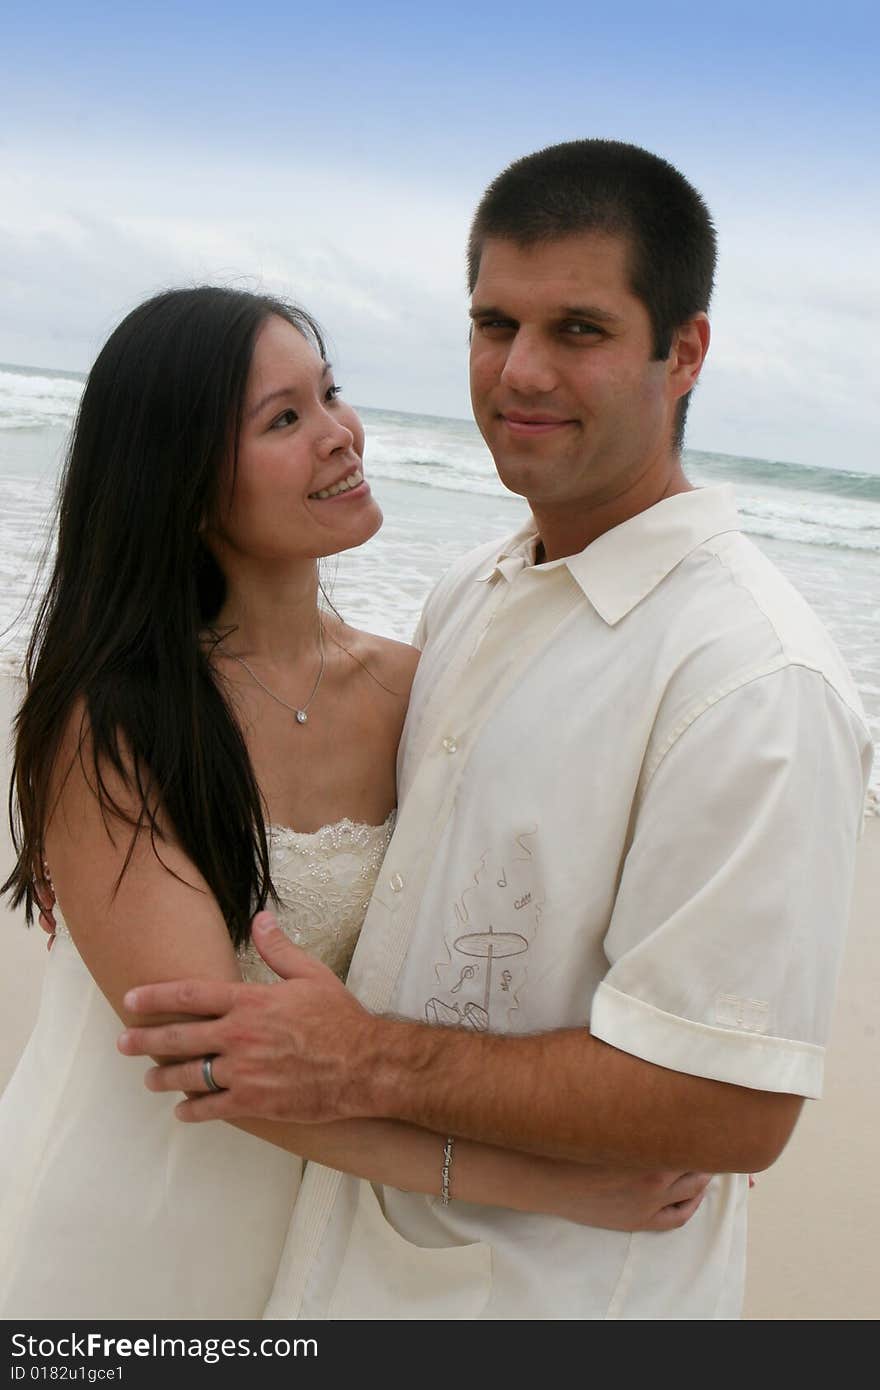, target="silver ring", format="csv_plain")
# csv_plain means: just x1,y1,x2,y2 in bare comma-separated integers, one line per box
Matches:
201,1056,223,1093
